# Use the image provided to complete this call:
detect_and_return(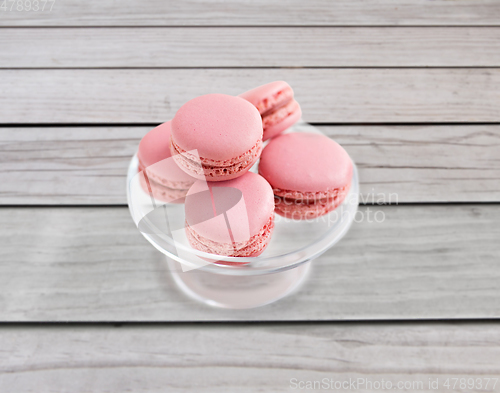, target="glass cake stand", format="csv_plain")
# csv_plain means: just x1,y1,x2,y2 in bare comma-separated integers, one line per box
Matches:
127,122,359,309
